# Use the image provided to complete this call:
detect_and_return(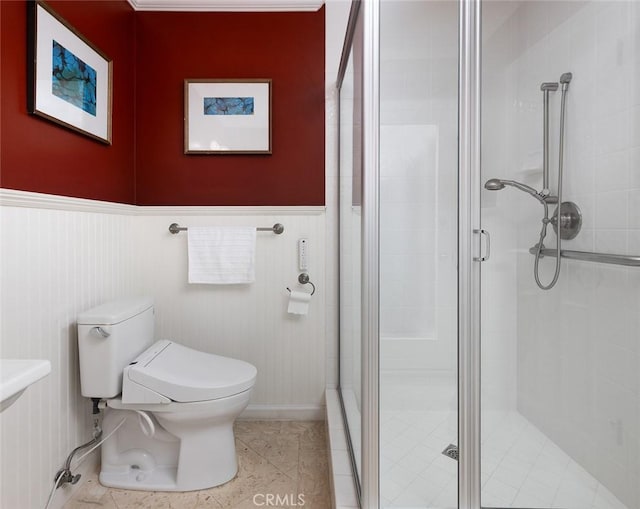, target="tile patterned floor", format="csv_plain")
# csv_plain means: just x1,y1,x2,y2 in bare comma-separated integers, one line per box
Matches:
373,374,630,509
380,409,630,509
63,421,331,509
